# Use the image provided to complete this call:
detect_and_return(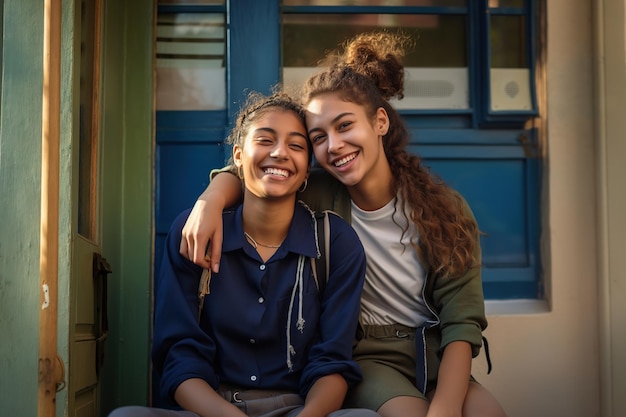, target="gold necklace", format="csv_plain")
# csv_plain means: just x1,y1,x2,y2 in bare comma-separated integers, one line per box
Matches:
244,232,283,249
